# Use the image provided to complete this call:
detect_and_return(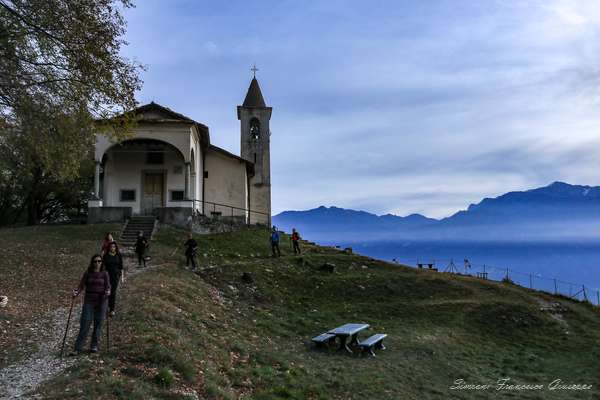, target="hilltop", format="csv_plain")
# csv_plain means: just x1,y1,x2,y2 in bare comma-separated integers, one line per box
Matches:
0,225,599,399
